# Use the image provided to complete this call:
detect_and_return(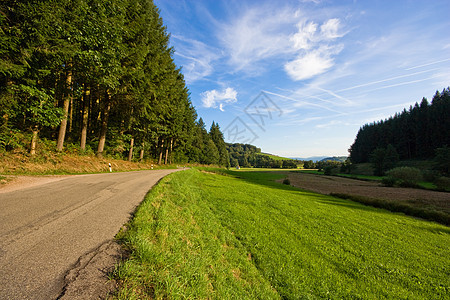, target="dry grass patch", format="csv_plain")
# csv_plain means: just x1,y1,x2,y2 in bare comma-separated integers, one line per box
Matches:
0,152,161,175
